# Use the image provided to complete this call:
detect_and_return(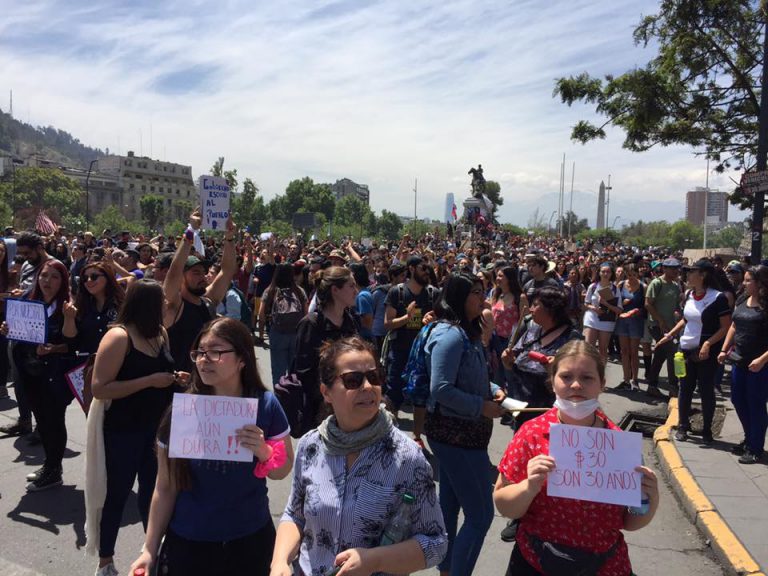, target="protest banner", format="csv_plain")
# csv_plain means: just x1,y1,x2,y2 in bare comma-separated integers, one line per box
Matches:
168,393,259,462
5,298,47,344
65,362,87,412
198,175,230,231
547,423,643,507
